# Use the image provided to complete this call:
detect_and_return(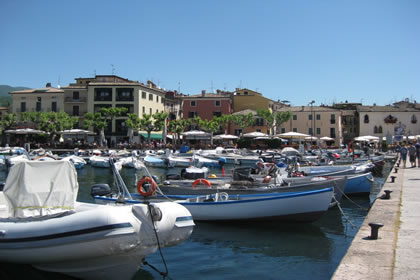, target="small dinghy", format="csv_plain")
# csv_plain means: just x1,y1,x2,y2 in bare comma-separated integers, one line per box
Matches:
0,161,194,280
